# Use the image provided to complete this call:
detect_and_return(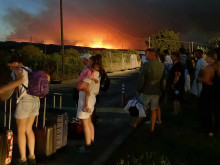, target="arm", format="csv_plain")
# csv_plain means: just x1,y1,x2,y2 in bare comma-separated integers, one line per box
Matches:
77,81,89,90
194,60,201,79
173,71,181,85
91,77,99,84
0,69,23,93
137,62,148,94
